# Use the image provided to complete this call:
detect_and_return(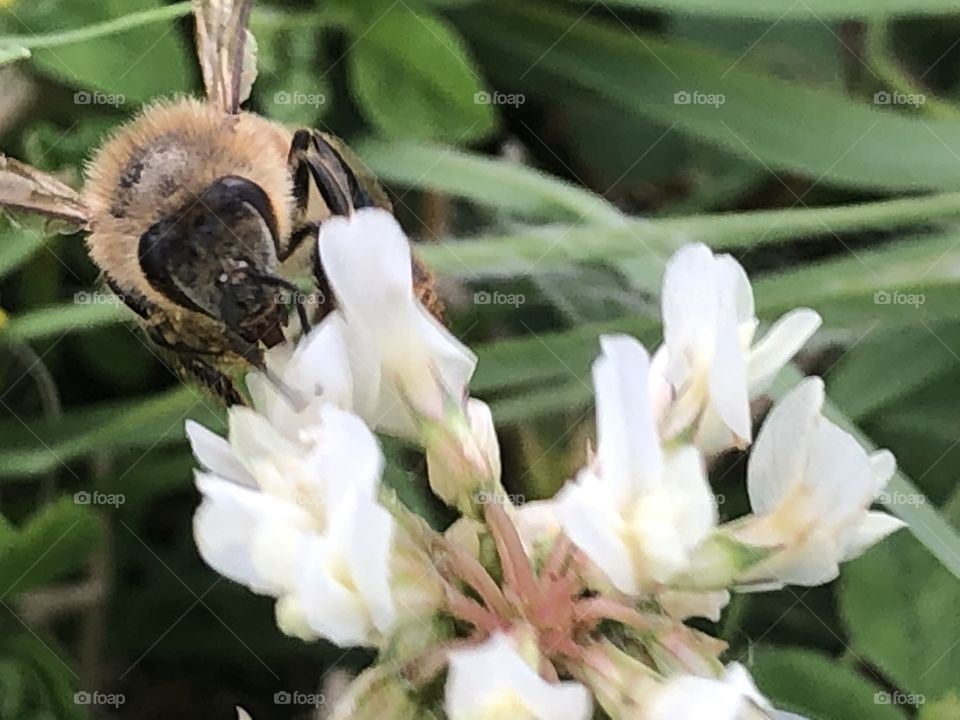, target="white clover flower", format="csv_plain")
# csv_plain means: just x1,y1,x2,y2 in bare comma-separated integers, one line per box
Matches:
318,208,477,438
445,632,592,720
555,334,718,594
648,663,773,720
654,243,821,454
732,377,906,587
187,405,404,647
